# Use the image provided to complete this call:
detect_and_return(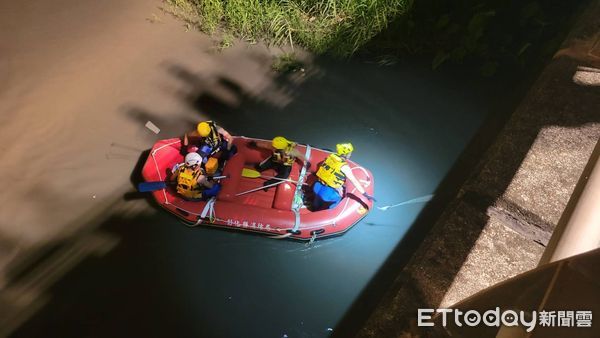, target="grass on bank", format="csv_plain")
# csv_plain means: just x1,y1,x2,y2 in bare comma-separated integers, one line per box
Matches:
164,0,410,57
164,0,582,76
